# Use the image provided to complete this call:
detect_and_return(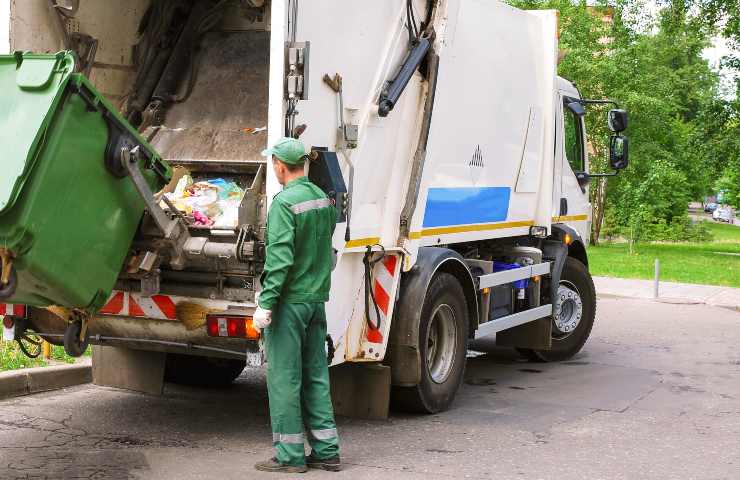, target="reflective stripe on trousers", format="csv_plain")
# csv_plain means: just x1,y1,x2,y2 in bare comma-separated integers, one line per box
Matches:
309,428,338,441
272,429,337,444
273,432,305,444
